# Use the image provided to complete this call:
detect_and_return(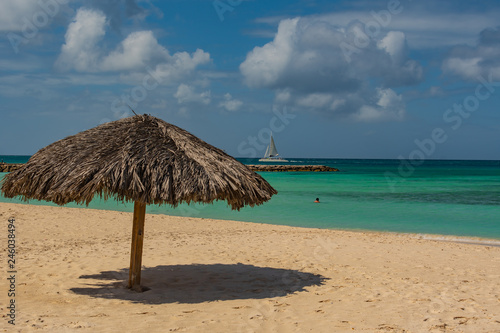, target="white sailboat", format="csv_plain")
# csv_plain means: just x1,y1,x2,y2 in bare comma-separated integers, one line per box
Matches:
259,133,288,162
